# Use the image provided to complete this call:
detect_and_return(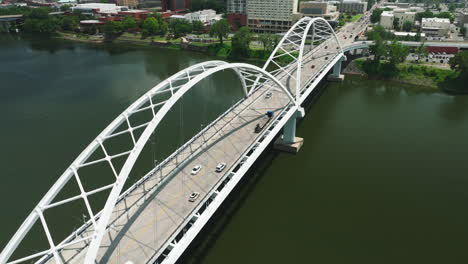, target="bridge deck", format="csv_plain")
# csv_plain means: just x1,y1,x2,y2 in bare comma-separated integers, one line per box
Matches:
50,76,291,264
44,17,365,264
